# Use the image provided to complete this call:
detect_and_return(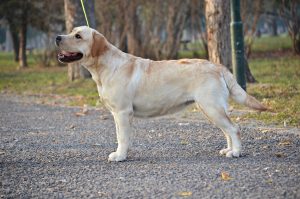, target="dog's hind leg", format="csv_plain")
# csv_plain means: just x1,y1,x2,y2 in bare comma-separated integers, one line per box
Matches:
196,100,242,158
108,109,133,162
